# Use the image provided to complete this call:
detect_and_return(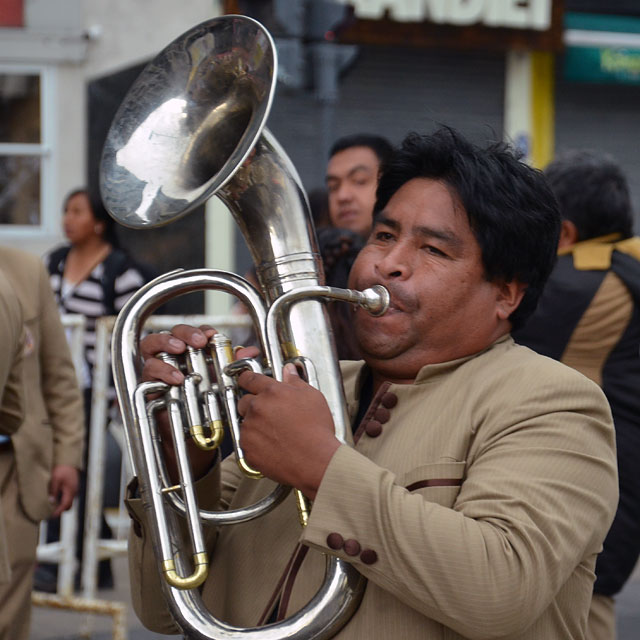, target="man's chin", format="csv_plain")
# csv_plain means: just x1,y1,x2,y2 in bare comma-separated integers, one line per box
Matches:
355,327,408,362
